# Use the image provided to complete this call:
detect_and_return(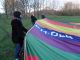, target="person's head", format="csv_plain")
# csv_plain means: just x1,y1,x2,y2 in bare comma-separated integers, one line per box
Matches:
13,11,21,18
31,15,36,19
41,15,45,19
31,15,34,17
